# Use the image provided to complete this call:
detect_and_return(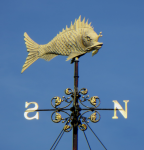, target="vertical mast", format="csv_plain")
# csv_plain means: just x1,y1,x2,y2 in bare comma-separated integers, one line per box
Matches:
73,57,79,150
